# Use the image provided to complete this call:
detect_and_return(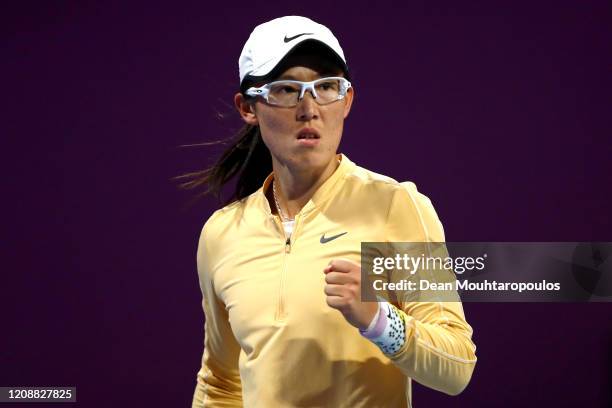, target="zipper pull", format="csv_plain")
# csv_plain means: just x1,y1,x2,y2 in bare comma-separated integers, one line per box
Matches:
285,237,291,253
